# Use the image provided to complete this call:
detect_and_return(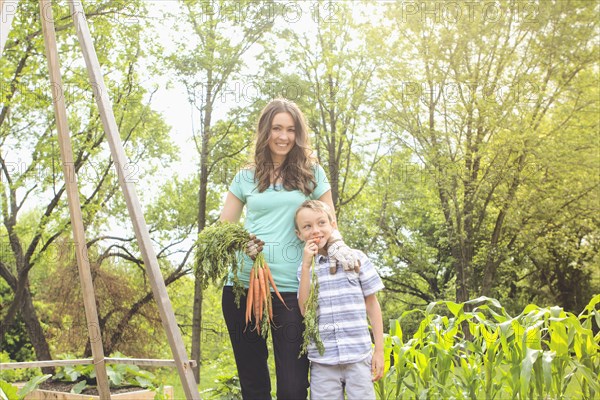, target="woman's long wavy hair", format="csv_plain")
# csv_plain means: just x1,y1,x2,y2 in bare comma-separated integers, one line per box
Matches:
253,98,317,195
